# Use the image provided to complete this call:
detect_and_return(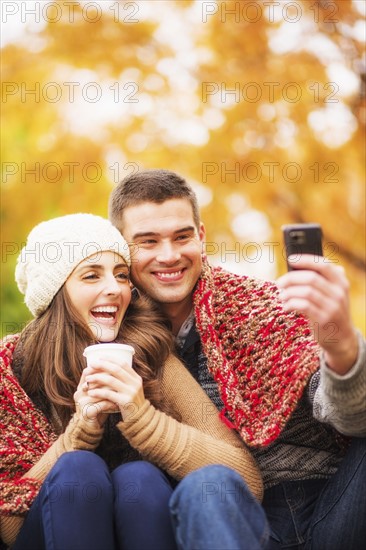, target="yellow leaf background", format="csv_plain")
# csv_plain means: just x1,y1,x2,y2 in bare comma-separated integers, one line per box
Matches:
1,0,365,336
